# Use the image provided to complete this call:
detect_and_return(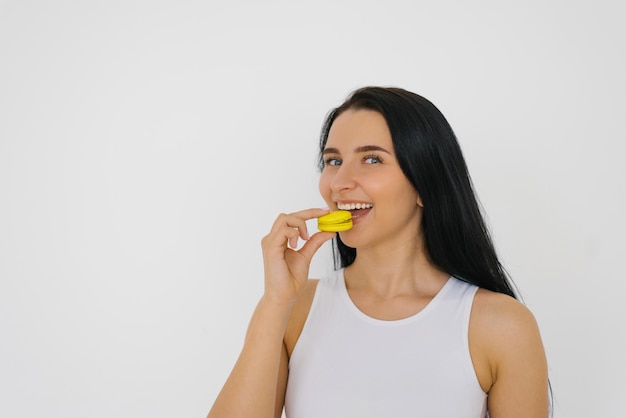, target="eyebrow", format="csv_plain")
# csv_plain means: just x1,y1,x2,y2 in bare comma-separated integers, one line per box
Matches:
322,145,392,155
